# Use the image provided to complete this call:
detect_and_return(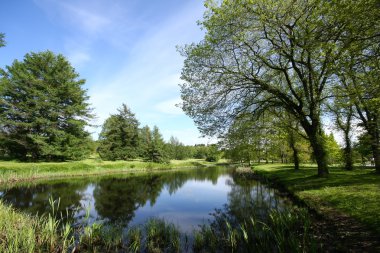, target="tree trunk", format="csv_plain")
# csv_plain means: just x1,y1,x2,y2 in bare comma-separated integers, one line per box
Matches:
308,130,329,176
300,115,329,176
289,129,299,170
367,121,380,173
343,135,353,170
371,142,380,173
293,147,300,171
